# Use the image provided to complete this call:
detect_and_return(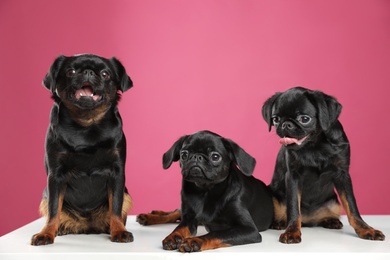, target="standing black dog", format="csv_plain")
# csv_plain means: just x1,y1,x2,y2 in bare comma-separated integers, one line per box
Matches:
262,86,385,243
138,131,274,252
31,54,134,245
